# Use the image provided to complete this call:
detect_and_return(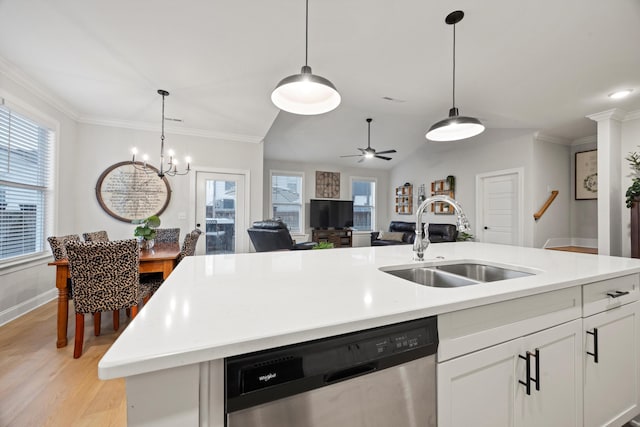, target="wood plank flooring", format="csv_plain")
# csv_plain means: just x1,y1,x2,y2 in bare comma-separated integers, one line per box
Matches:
0,300,128,426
